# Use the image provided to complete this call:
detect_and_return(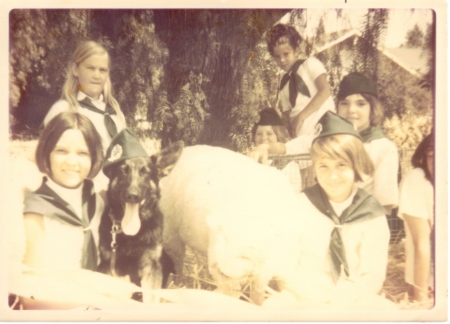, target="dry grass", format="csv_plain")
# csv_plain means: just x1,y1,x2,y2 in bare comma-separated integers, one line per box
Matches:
168,242,434,309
